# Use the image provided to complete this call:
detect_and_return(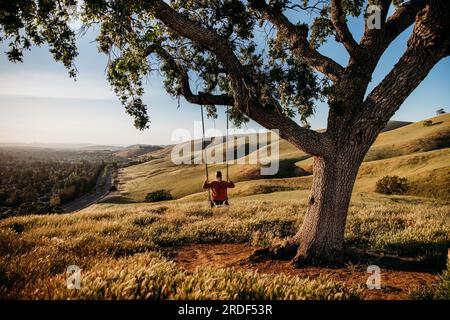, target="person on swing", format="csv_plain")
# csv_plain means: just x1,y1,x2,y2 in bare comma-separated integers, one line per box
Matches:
202,171,234,206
